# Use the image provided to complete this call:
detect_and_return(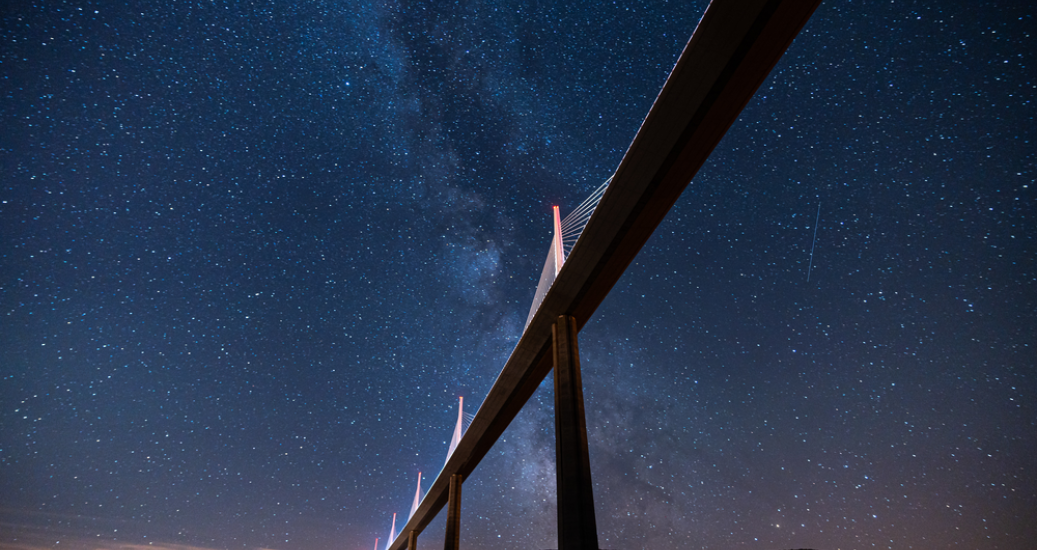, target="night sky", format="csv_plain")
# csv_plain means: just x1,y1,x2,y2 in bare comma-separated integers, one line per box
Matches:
2,1,1034,549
